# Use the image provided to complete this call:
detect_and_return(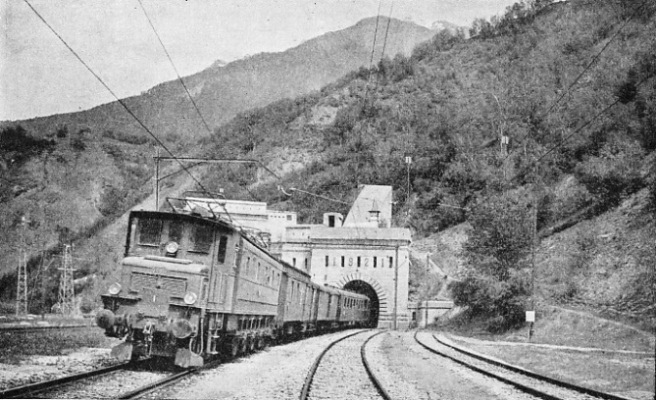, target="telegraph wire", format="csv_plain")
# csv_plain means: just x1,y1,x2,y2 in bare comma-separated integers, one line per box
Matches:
22,0,236,225
379,3,394,62
526,71,655,173
368,1,383,74
136,0,214,136
544,0,650,116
